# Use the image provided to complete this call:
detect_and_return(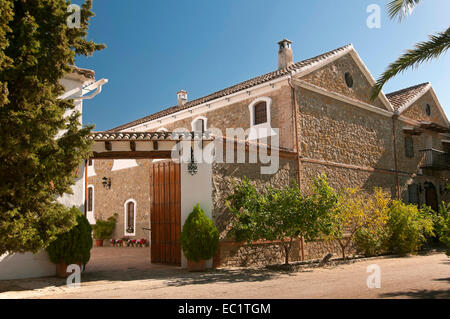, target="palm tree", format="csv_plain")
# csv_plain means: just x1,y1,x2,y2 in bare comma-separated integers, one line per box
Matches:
371,0,450,100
